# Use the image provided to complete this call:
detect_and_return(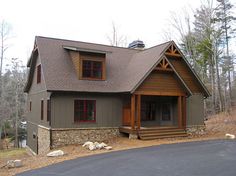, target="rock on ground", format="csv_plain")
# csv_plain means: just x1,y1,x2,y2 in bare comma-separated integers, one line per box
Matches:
6,160,22,168
47,150,64,157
